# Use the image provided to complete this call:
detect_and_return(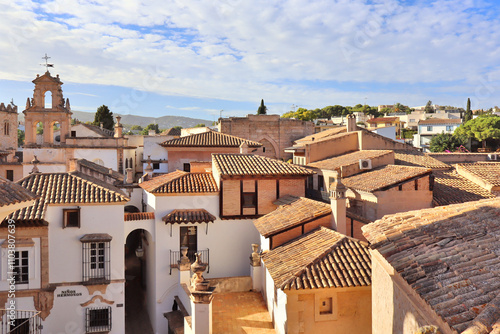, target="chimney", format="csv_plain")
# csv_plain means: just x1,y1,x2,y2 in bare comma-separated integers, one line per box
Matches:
125,168,134,184
145,155,154,177
346,114,357,132
239,142,250,154
68,158,78,172
114,116,123,138
148,130,156,136
30,155,41,174
329,172,347,235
